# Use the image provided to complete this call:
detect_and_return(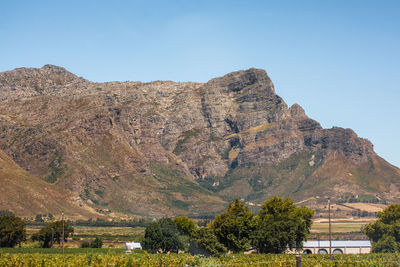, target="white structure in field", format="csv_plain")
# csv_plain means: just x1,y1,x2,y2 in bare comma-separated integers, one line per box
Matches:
299,240,371,254
125,242,142,250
